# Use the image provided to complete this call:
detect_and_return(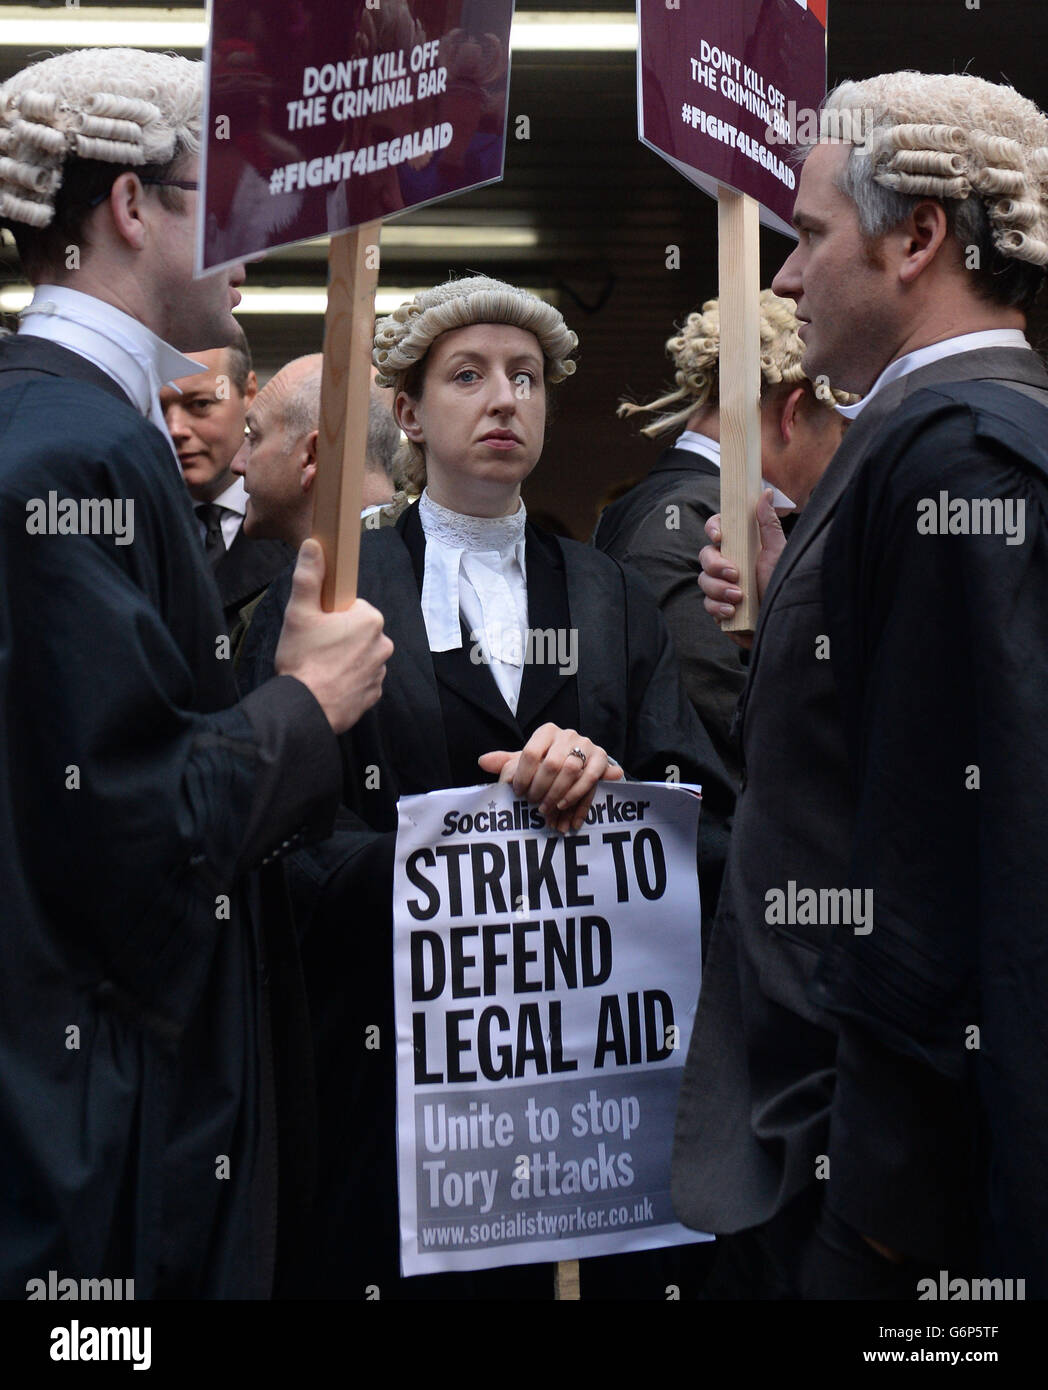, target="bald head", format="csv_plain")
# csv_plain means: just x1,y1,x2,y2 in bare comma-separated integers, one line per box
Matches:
234,354,323,547
266,353,325,441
